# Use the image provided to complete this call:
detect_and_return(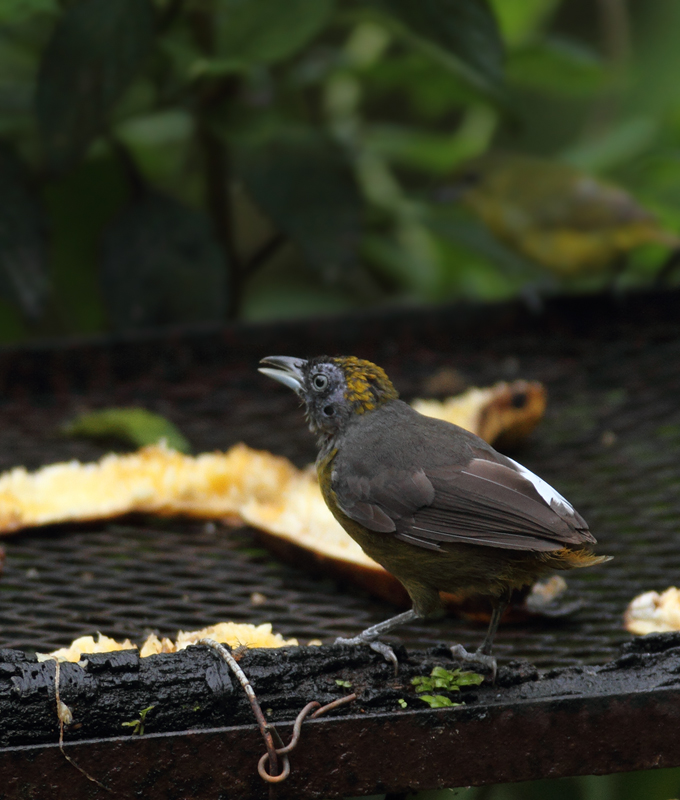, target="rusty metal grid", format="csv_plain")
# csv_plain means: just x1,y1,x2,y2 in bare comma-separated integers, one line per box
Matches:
0,291,678,670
